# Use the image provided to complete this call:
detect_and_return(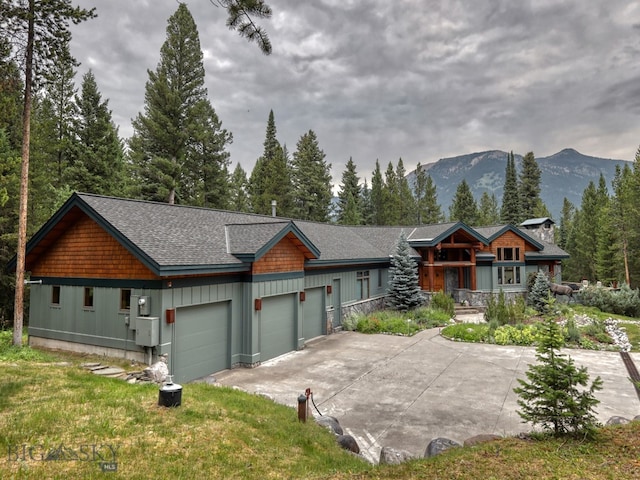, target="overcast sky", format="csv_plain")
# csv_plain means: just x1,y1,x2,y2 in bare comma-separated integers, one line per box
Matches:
69,0,640,187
